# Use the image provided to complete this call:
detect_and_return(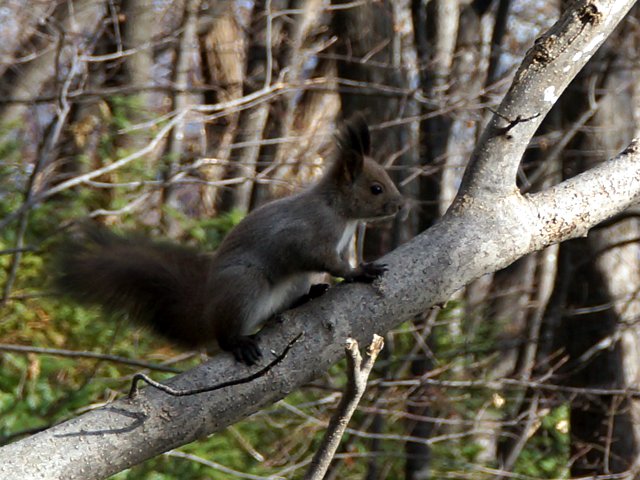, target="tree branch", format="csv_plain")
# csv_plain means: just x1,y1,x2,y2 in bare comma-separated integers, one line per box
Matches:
128,333,302,398
0,344,181,374
457,0,635,199
529,139,640,248
304,335,384,480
